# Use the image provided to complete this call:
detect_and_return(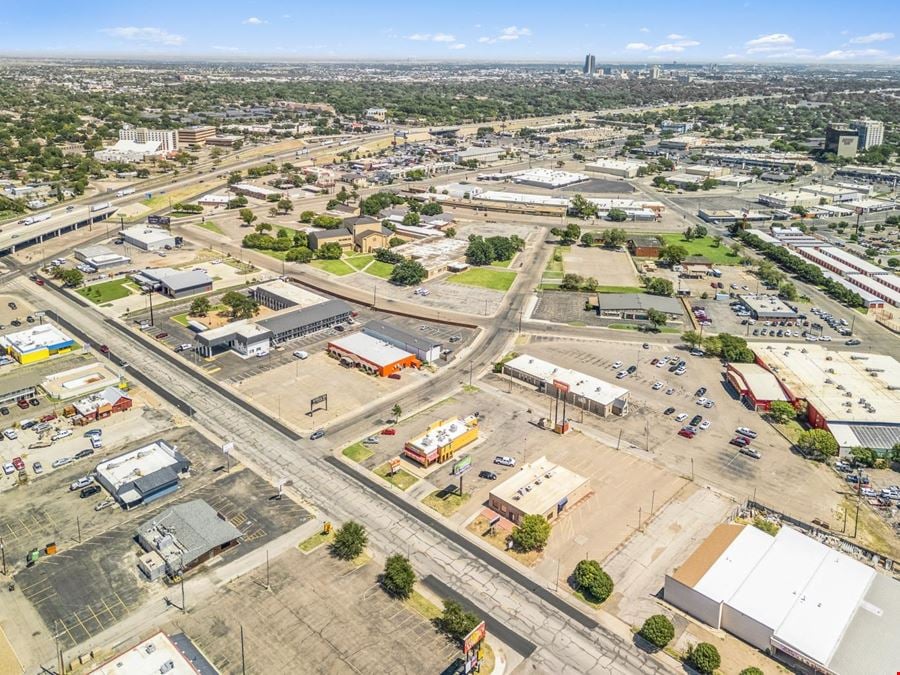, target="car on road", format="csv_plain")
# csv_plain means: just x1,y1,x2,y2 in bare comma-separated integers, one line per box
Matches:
99,345,110,354
12,456,25,471
677,427,696,439
479,470,498,480
736,427,757,439
80,485,102,498
739,447,762,459
698,420,711,431
652,381,664,390
32,461,43,474
70,476,94,491
310,429,326,440
845,339,862,346
174,344,192,352
612,361,623,369
494,455,516,467
663,407,675,415
730,436,751,447
75,448,95,460
675,413,688,422
381,428,397,435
